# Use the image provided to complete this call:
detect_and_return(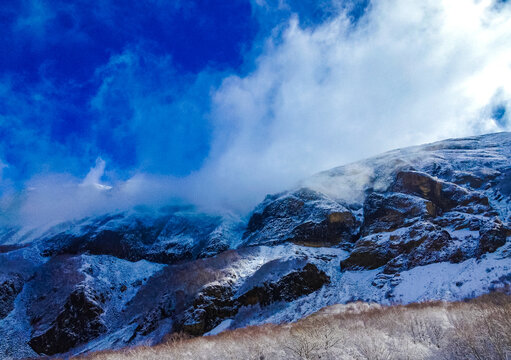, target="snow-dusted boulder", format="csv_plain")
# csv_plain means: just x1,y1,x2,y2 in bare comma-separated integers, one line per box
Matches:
243,188,358,247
